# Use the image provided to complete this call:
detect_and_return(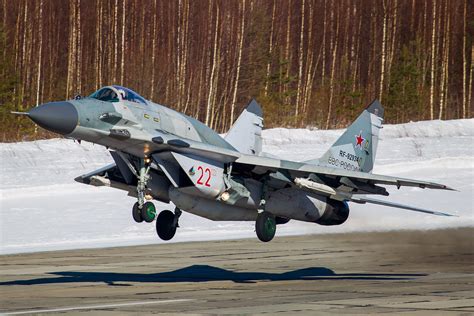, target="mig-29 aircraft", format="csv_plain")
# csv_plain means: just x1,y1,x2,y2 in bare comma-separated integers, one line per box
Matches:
14,85,454,242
